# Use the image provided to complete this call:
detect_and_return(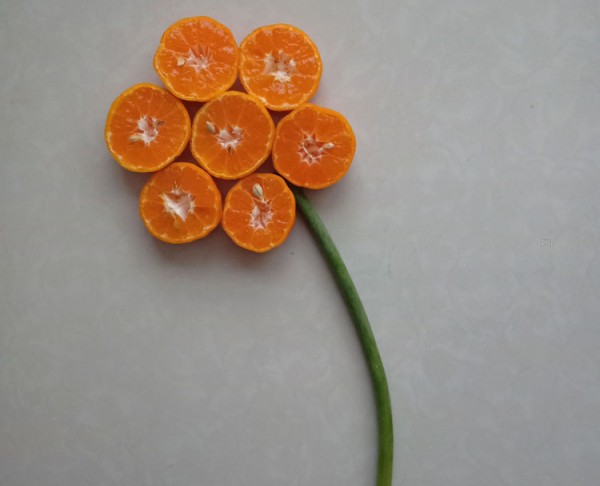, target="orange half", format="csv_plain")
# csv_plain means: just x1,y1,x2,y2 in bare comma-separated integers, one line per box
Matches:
222,173,296,253
153,17,239,102
239,24,322,111
139,162,222,244
105,83,190,172
191,91,275,180
272,104,356,189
